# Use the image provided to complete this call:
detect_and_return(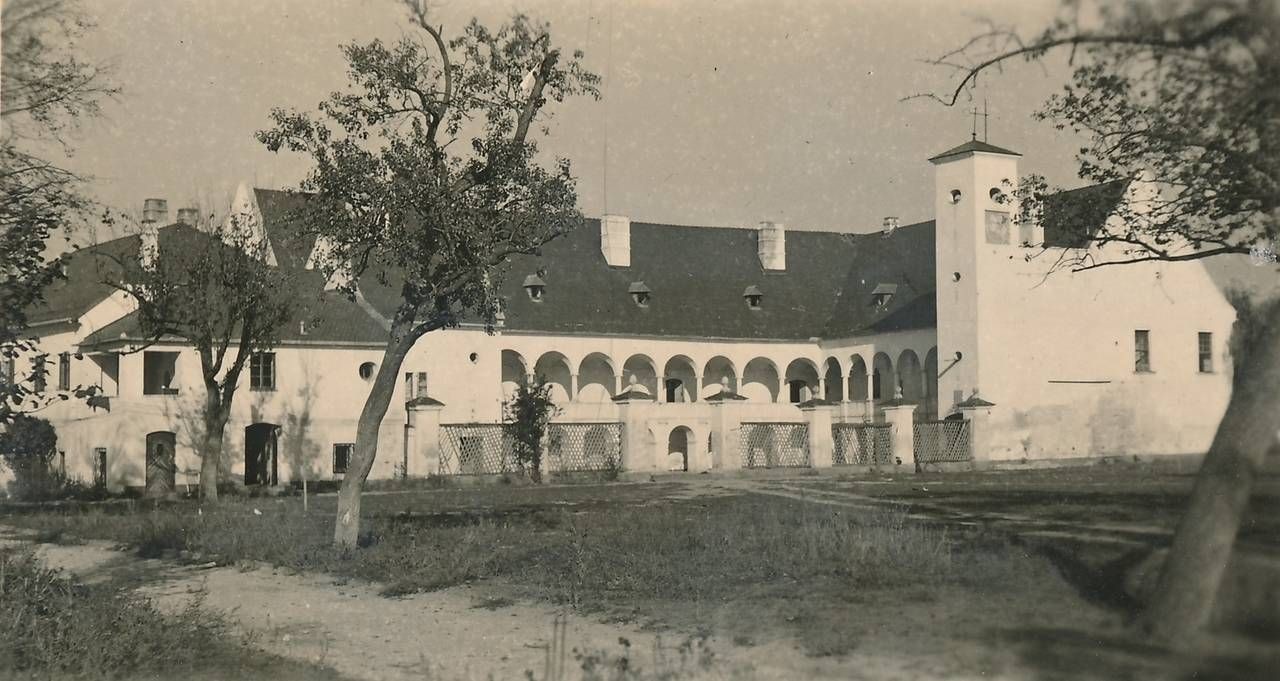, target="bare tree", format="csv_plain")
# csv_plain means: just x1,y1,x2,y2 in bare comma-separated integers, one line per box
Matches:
918,0,1279,643
1,0,117,421
257,0,600,547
